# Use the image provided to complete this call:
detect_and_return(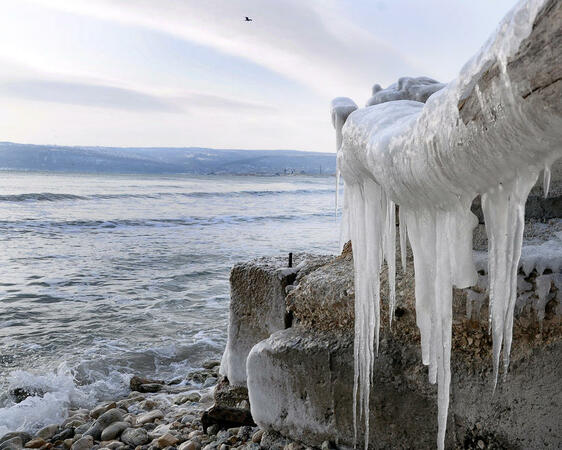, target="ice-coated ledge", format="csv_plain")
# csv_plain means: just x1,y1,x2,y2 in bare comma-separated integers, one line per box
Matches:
332,0,561,448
